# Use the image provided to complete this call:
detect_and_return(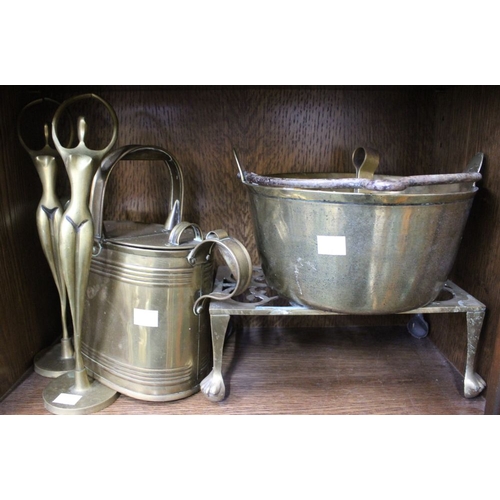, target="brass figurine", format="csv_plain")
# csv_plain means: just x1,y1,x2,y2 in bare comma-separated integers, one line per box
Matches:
42,94,119,414
17,99,75,377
